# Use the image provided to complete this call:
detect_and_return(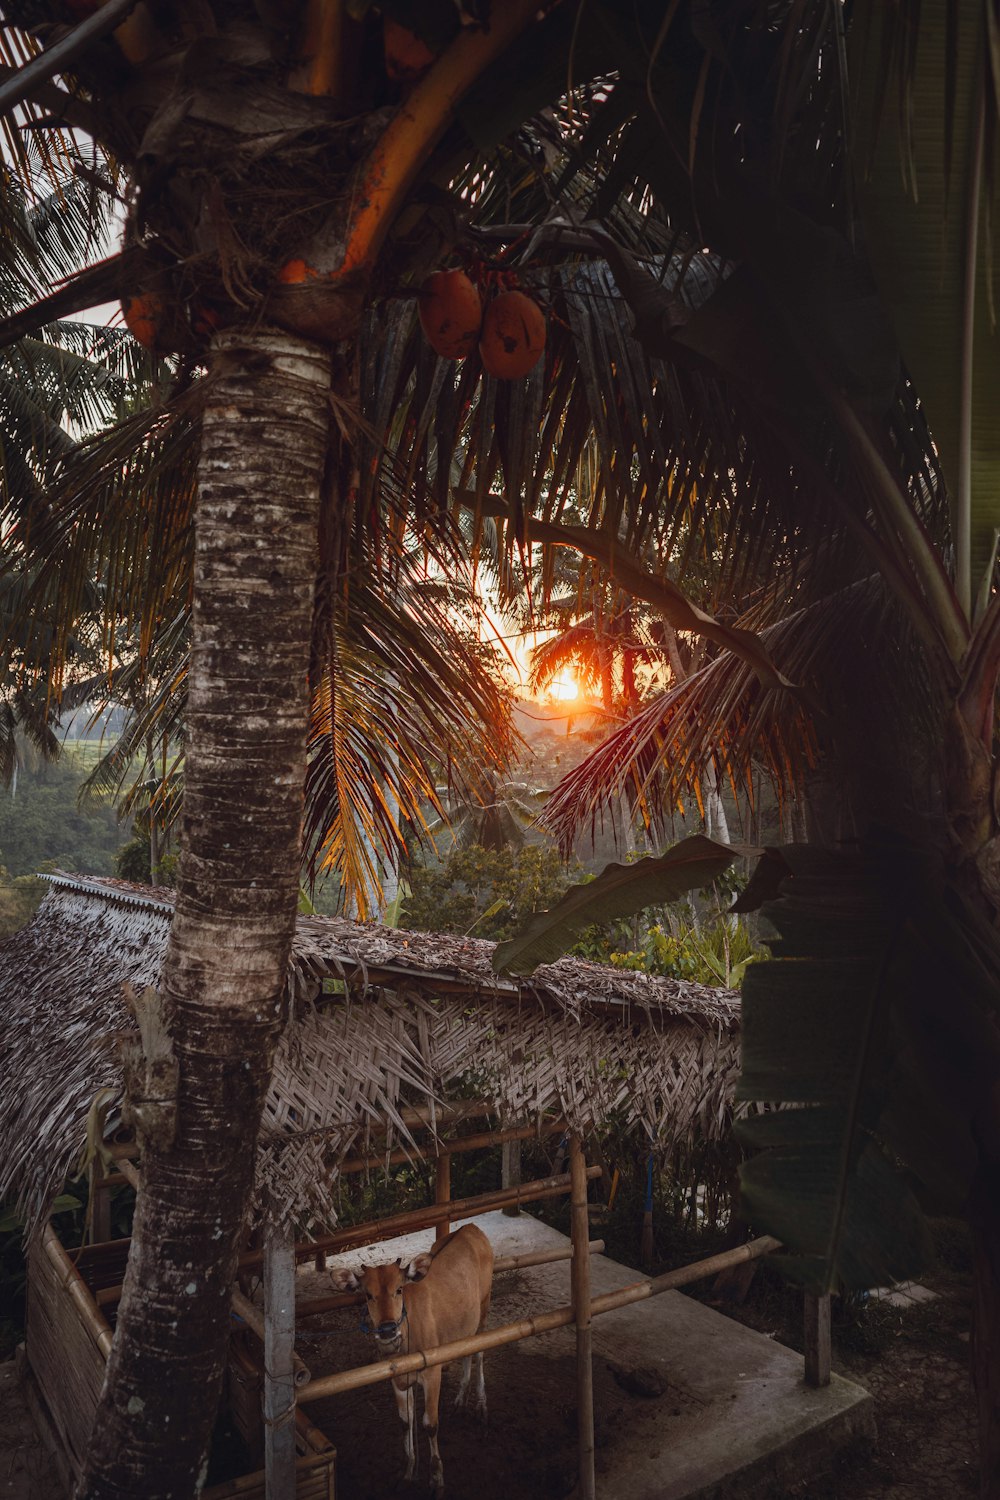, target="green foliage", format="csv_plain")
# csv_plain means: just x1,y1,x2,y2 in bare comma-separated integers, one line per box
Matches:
493,834,742,973
113,829,176,887
401,843,574,942
593,913,765,989
115,832,152,883
0,750,125,877
0,865,45,940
